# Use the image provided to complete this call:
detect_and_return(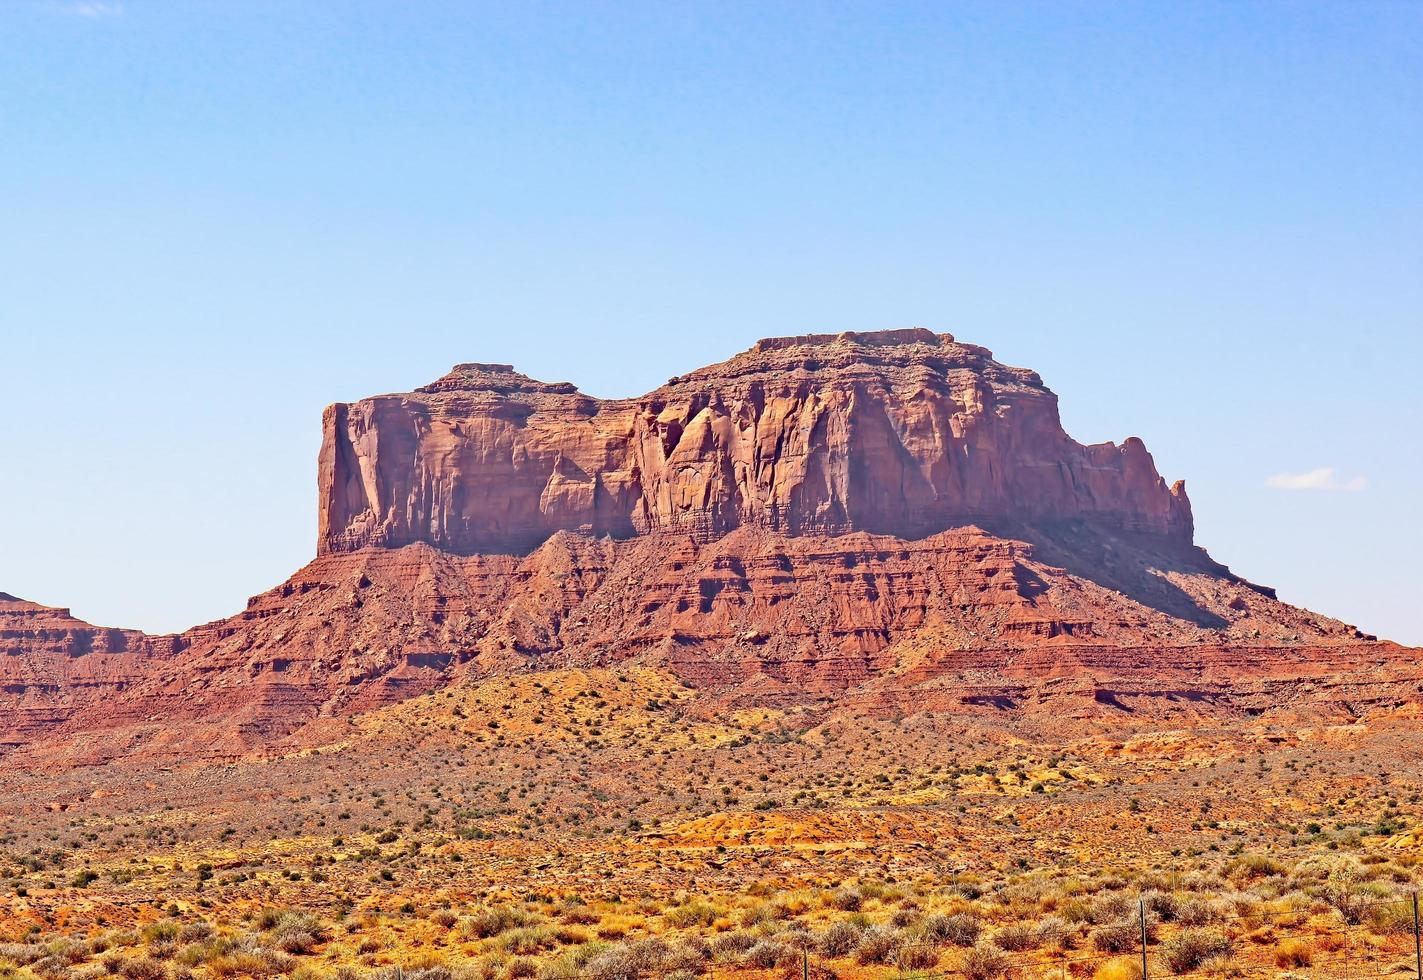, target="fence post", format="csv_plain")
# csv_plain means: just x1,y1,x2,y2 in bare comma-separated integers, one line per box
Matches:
801,948,808,980
1139,897,1149,979
1413,891,1421,980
